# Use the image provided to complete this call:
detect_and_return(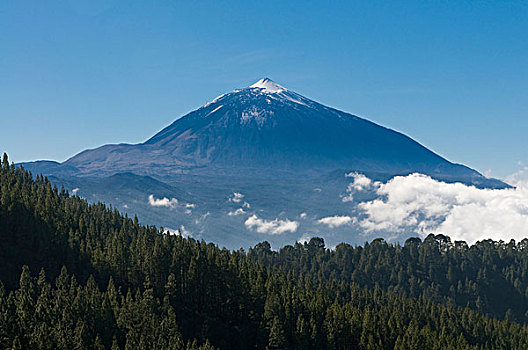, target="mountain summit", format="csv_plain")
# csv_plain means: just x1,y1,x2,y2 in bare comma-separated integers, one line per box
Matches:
249,78,287,93
52,78,502,187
